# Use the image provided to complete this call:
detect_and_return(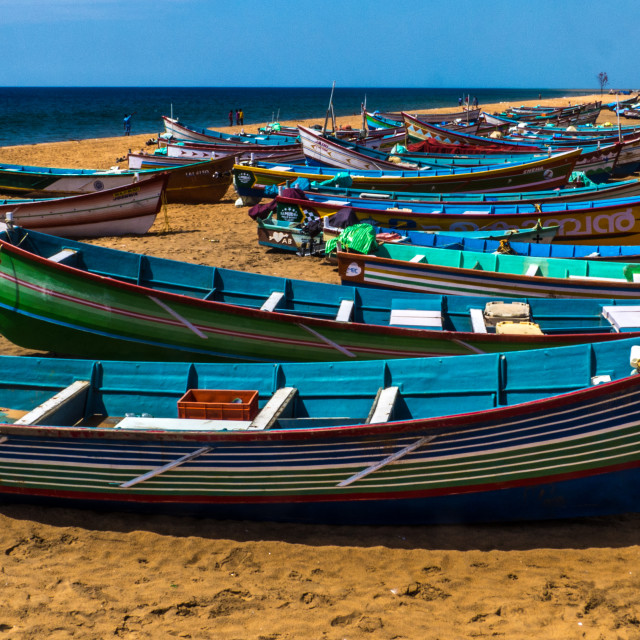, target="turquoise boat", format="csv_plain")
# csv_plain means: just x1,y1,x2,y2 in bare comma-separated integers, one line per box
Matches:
373,226,640,262
1,226,640,363
1,336,640,523
337,240,640,299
